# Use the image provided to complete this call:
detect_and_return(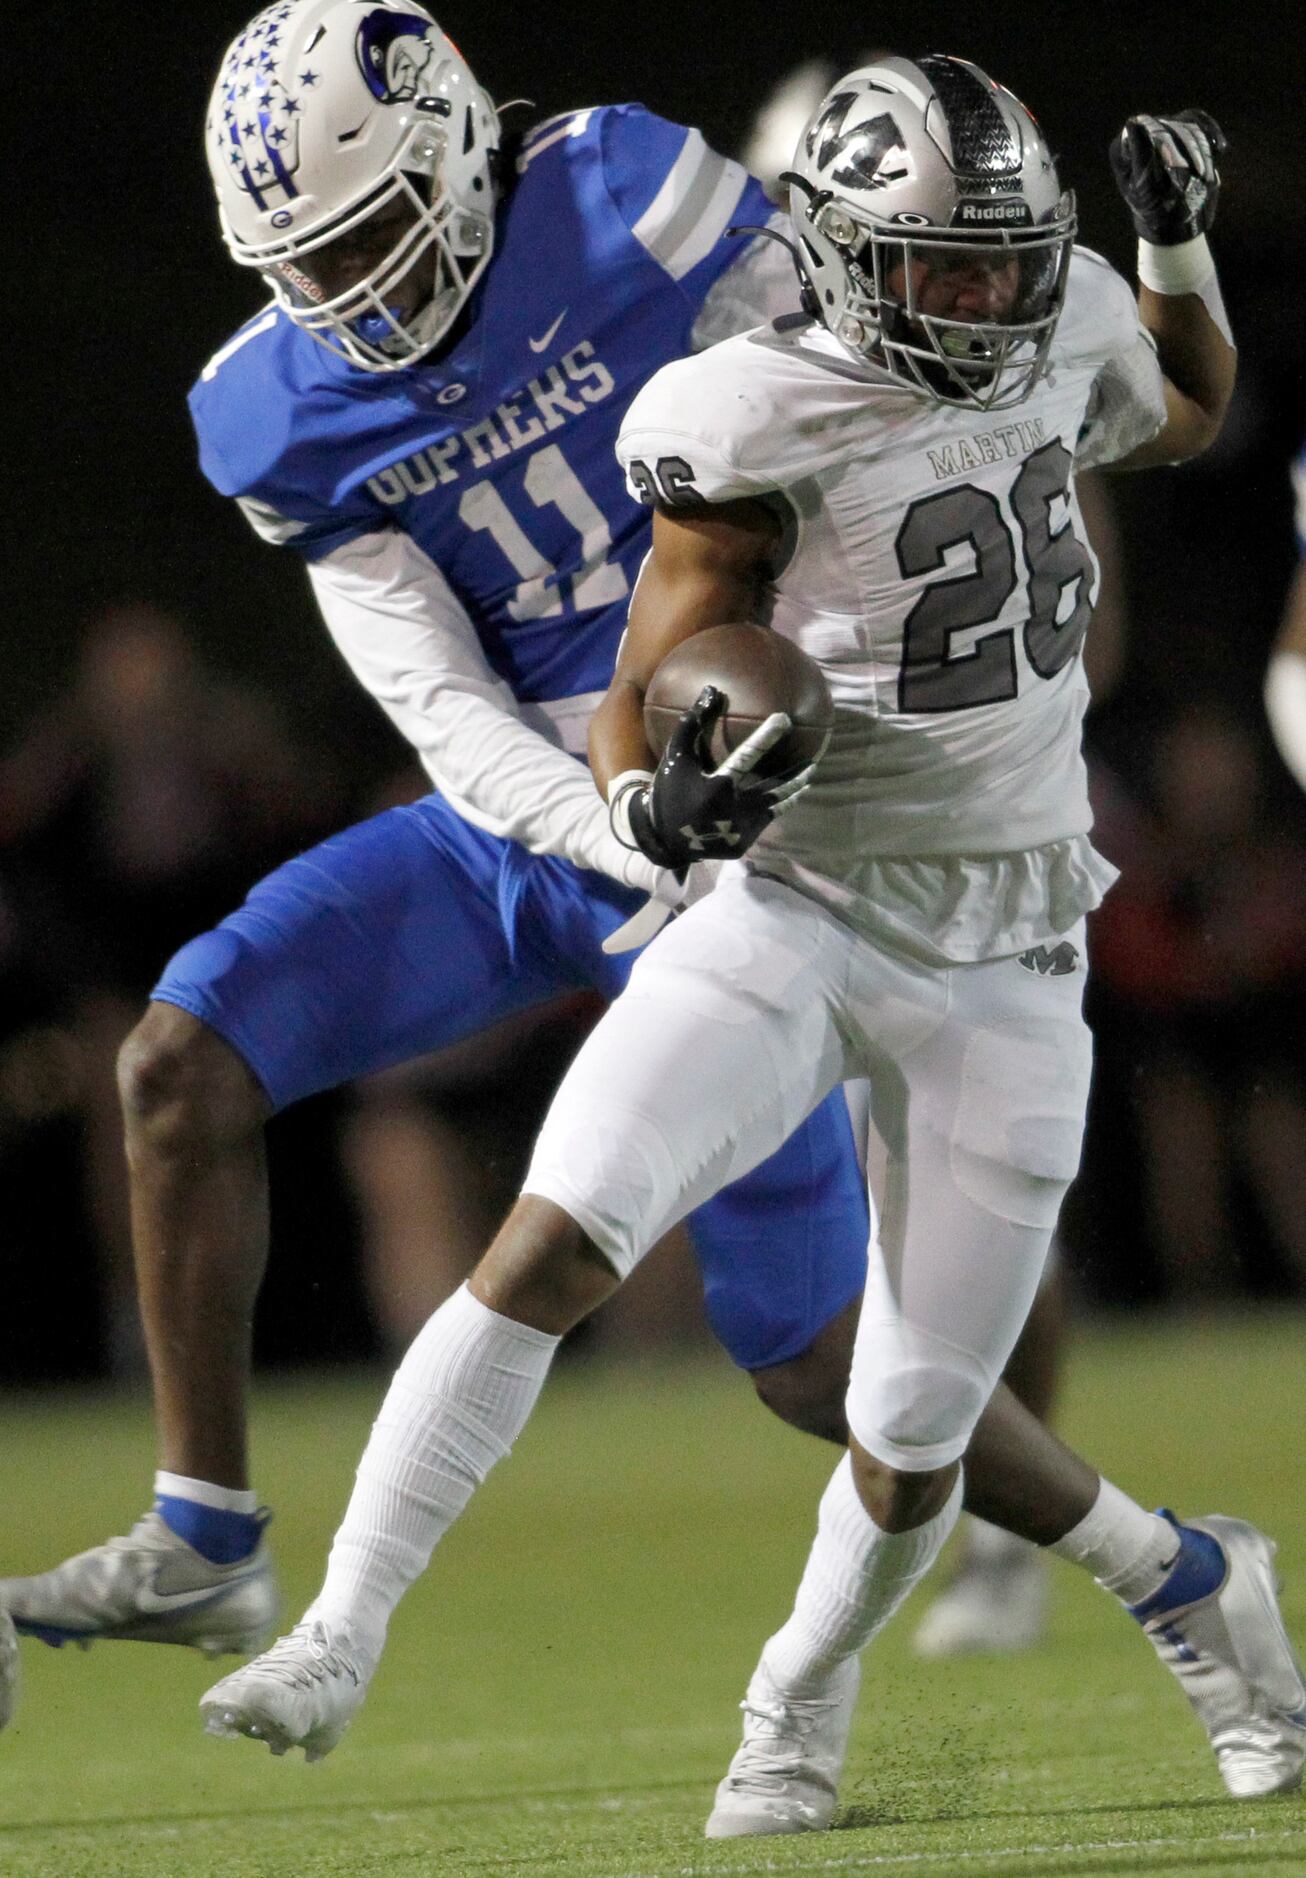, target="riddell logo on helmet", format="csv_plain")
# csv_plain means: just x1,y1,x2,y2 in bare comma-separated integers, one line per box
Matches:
275,260,327,306
955,199,1032,225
